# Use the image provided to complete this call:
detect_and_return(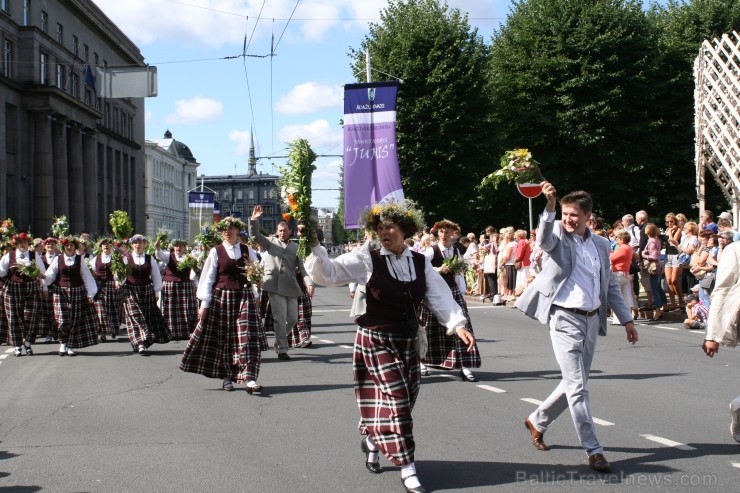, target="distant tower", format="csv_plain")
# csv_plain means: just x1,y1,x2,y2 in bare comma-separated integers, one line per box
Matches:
247,128,257,176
